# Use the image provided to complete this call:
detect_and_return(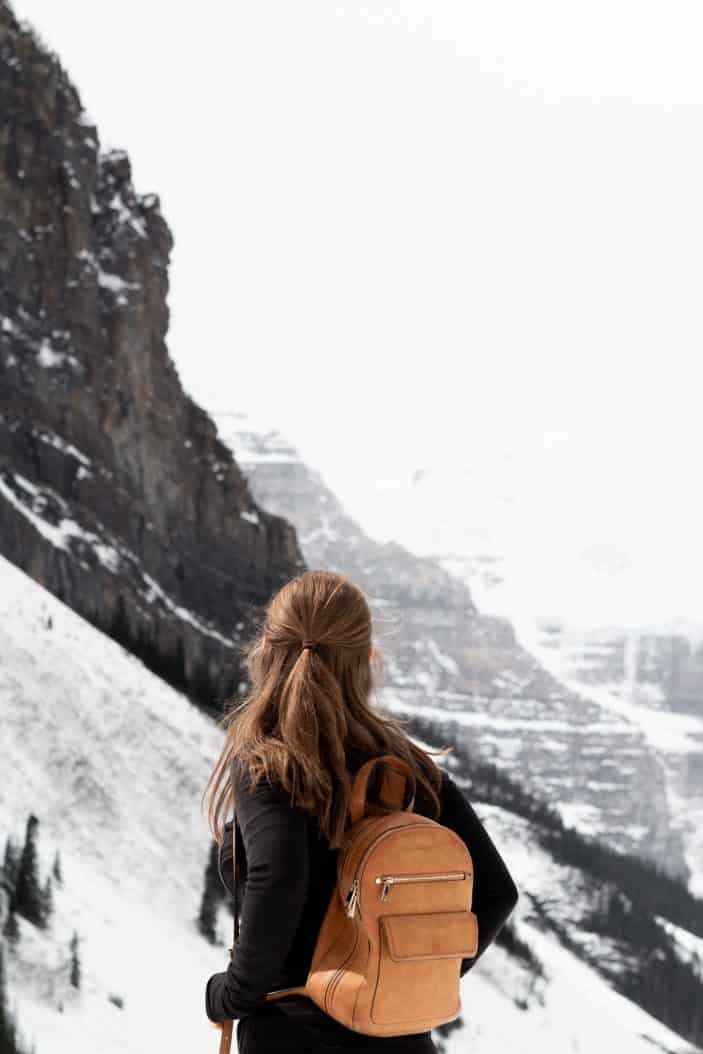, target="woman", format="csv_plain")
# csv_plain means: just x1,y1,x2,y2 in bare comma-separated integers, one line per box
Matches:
203,570,519,1053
